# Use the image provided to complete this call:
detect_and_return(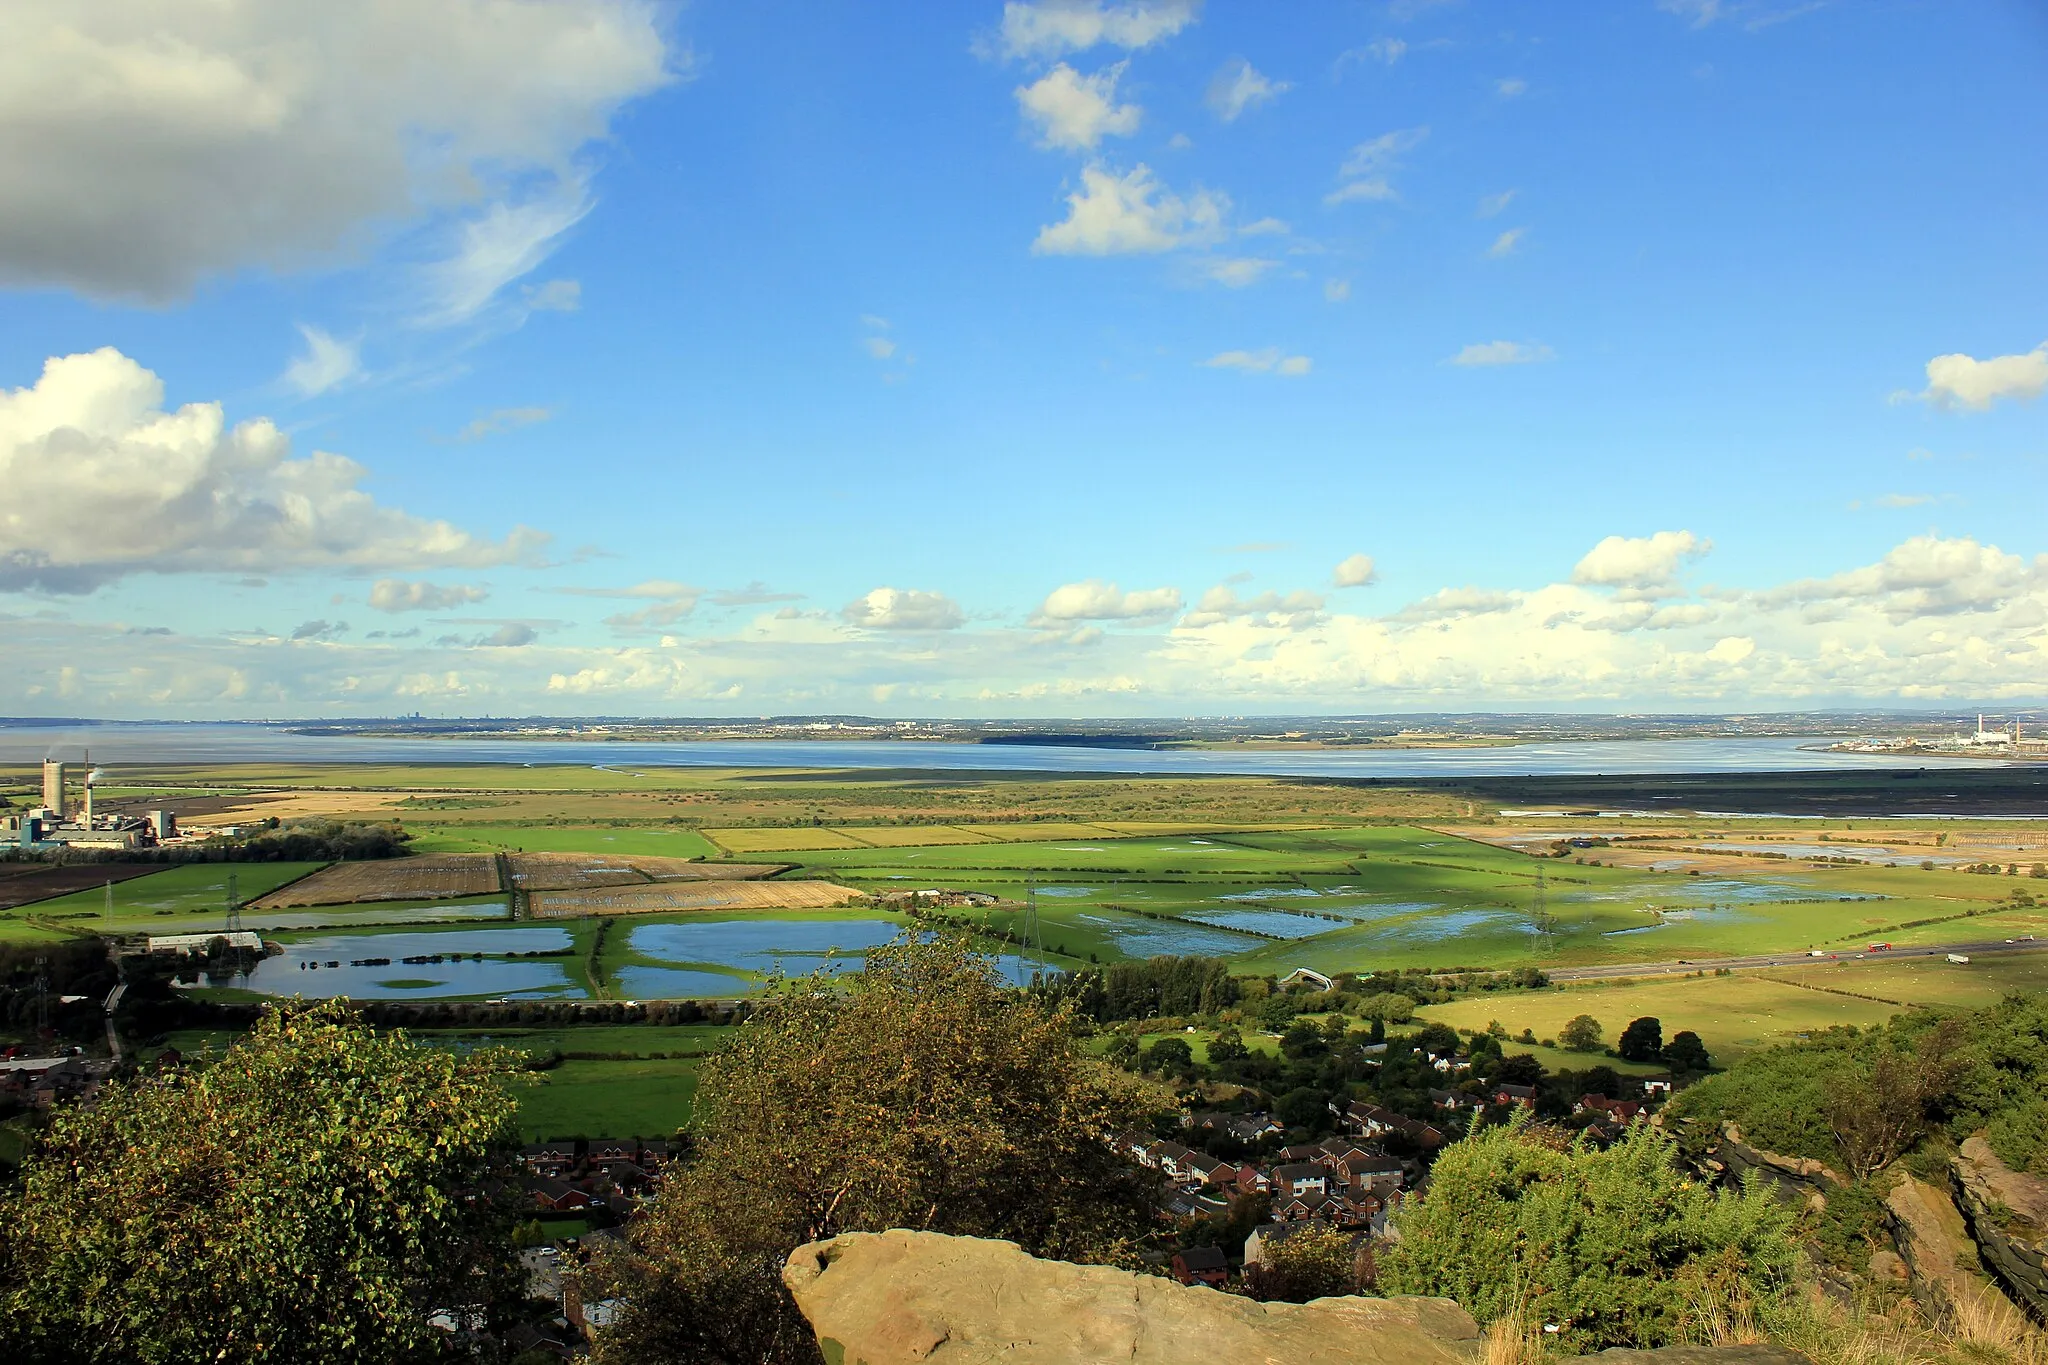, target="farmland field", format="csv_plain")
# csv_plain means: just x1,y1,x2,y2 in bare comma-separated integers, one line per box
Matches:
404,824,721,860
530,879,869,917
251,855,499,907
2,862,328,941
